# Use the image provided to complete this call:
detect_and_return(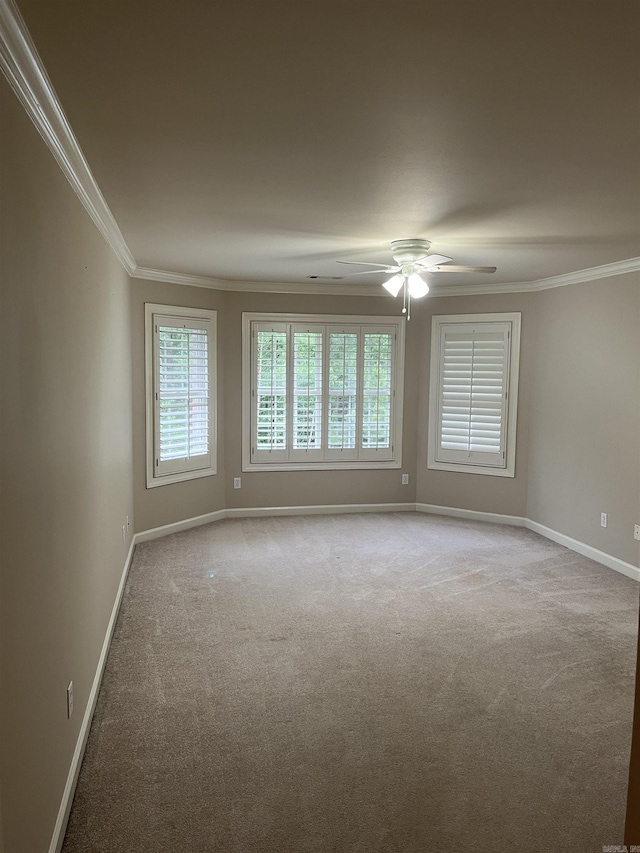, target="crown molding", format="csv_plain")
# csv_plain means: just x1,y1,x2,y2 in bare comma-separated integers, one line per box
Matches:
131,266,384,297
427,256,640,298
133,256,640,297
528,256,640,288
2,0,637,298
0,0,136,274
